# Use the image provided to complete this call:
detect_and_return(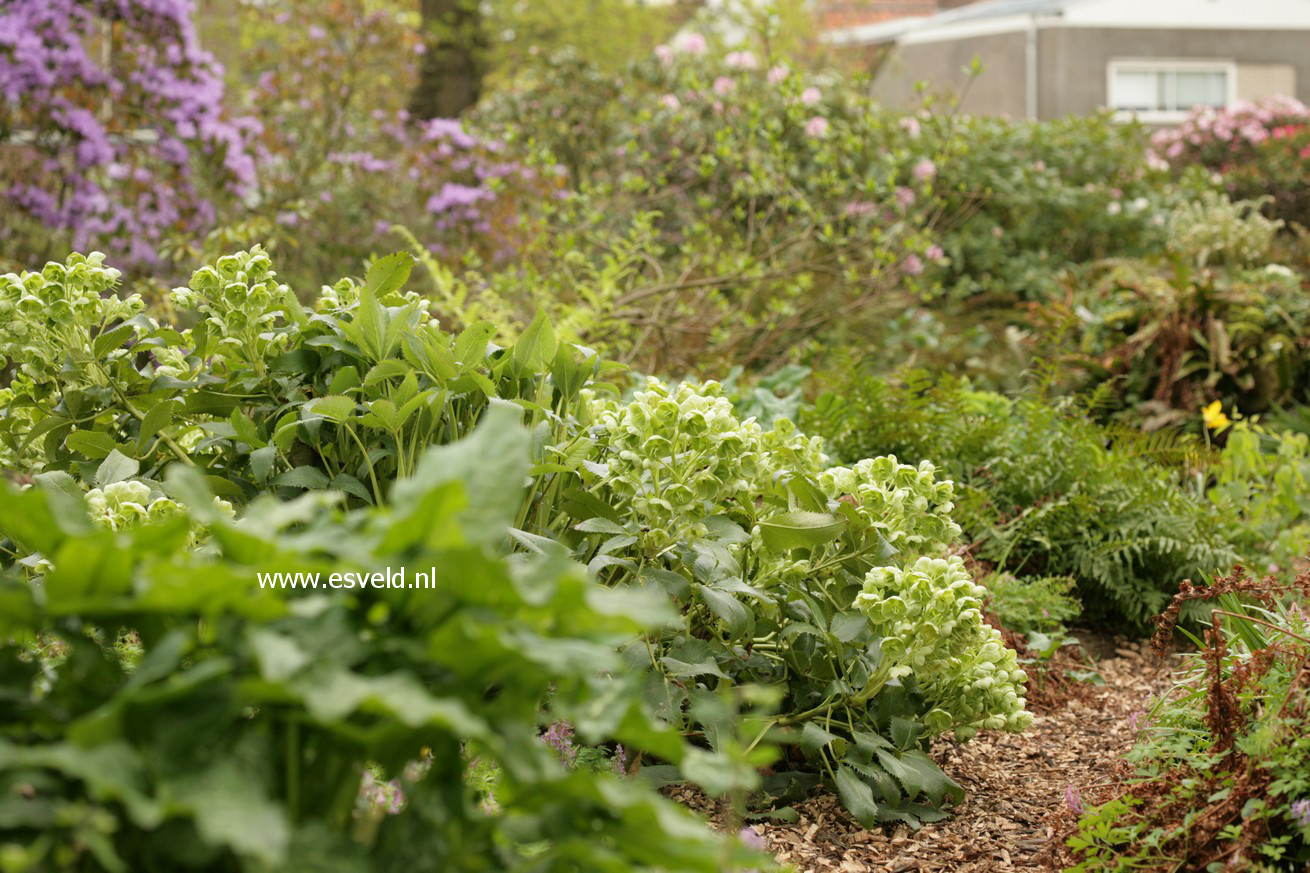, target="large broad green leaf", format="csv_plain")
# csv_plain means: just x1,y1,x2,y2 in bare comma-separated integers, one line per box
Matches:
0,486,79,555
171,762,289,866
137,399,177,451
393,402,529,545
757,510,845,552
272,466,330,491
65,429,118,459
680,747,759,796
453,321,496,368
898,749,965,806
513,308,558,374
696,584,752,637
303,395,356,424
835,764,881,828
364,251,414,297
800,721,838,756
95,450,140,488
